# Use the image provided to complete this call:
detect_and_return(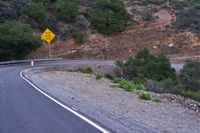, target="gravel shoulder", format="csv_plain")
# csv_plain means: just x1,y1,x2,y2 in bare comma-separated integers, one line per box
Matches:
24,68,200,133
